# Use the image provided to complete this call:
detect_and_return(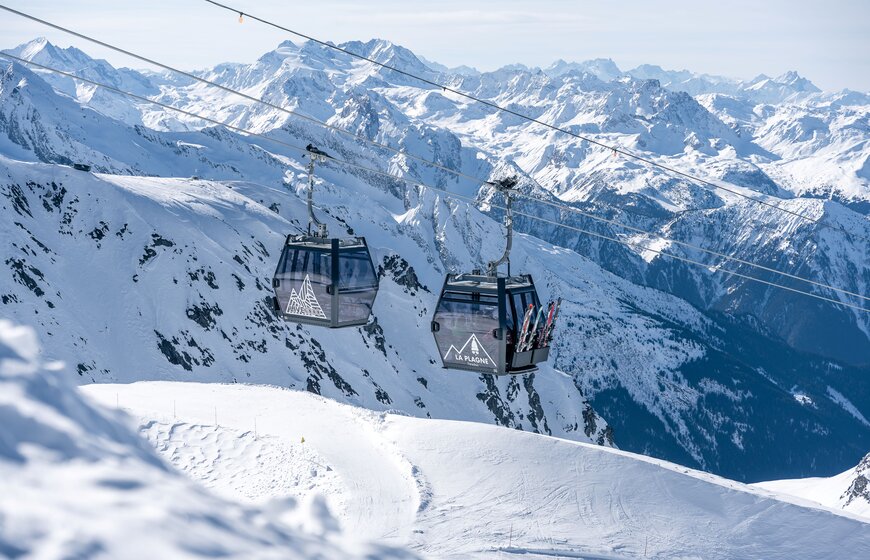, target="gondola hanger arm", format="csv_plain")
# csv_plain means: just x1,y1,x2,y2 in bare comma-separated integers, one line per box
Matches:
305,144,330,238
